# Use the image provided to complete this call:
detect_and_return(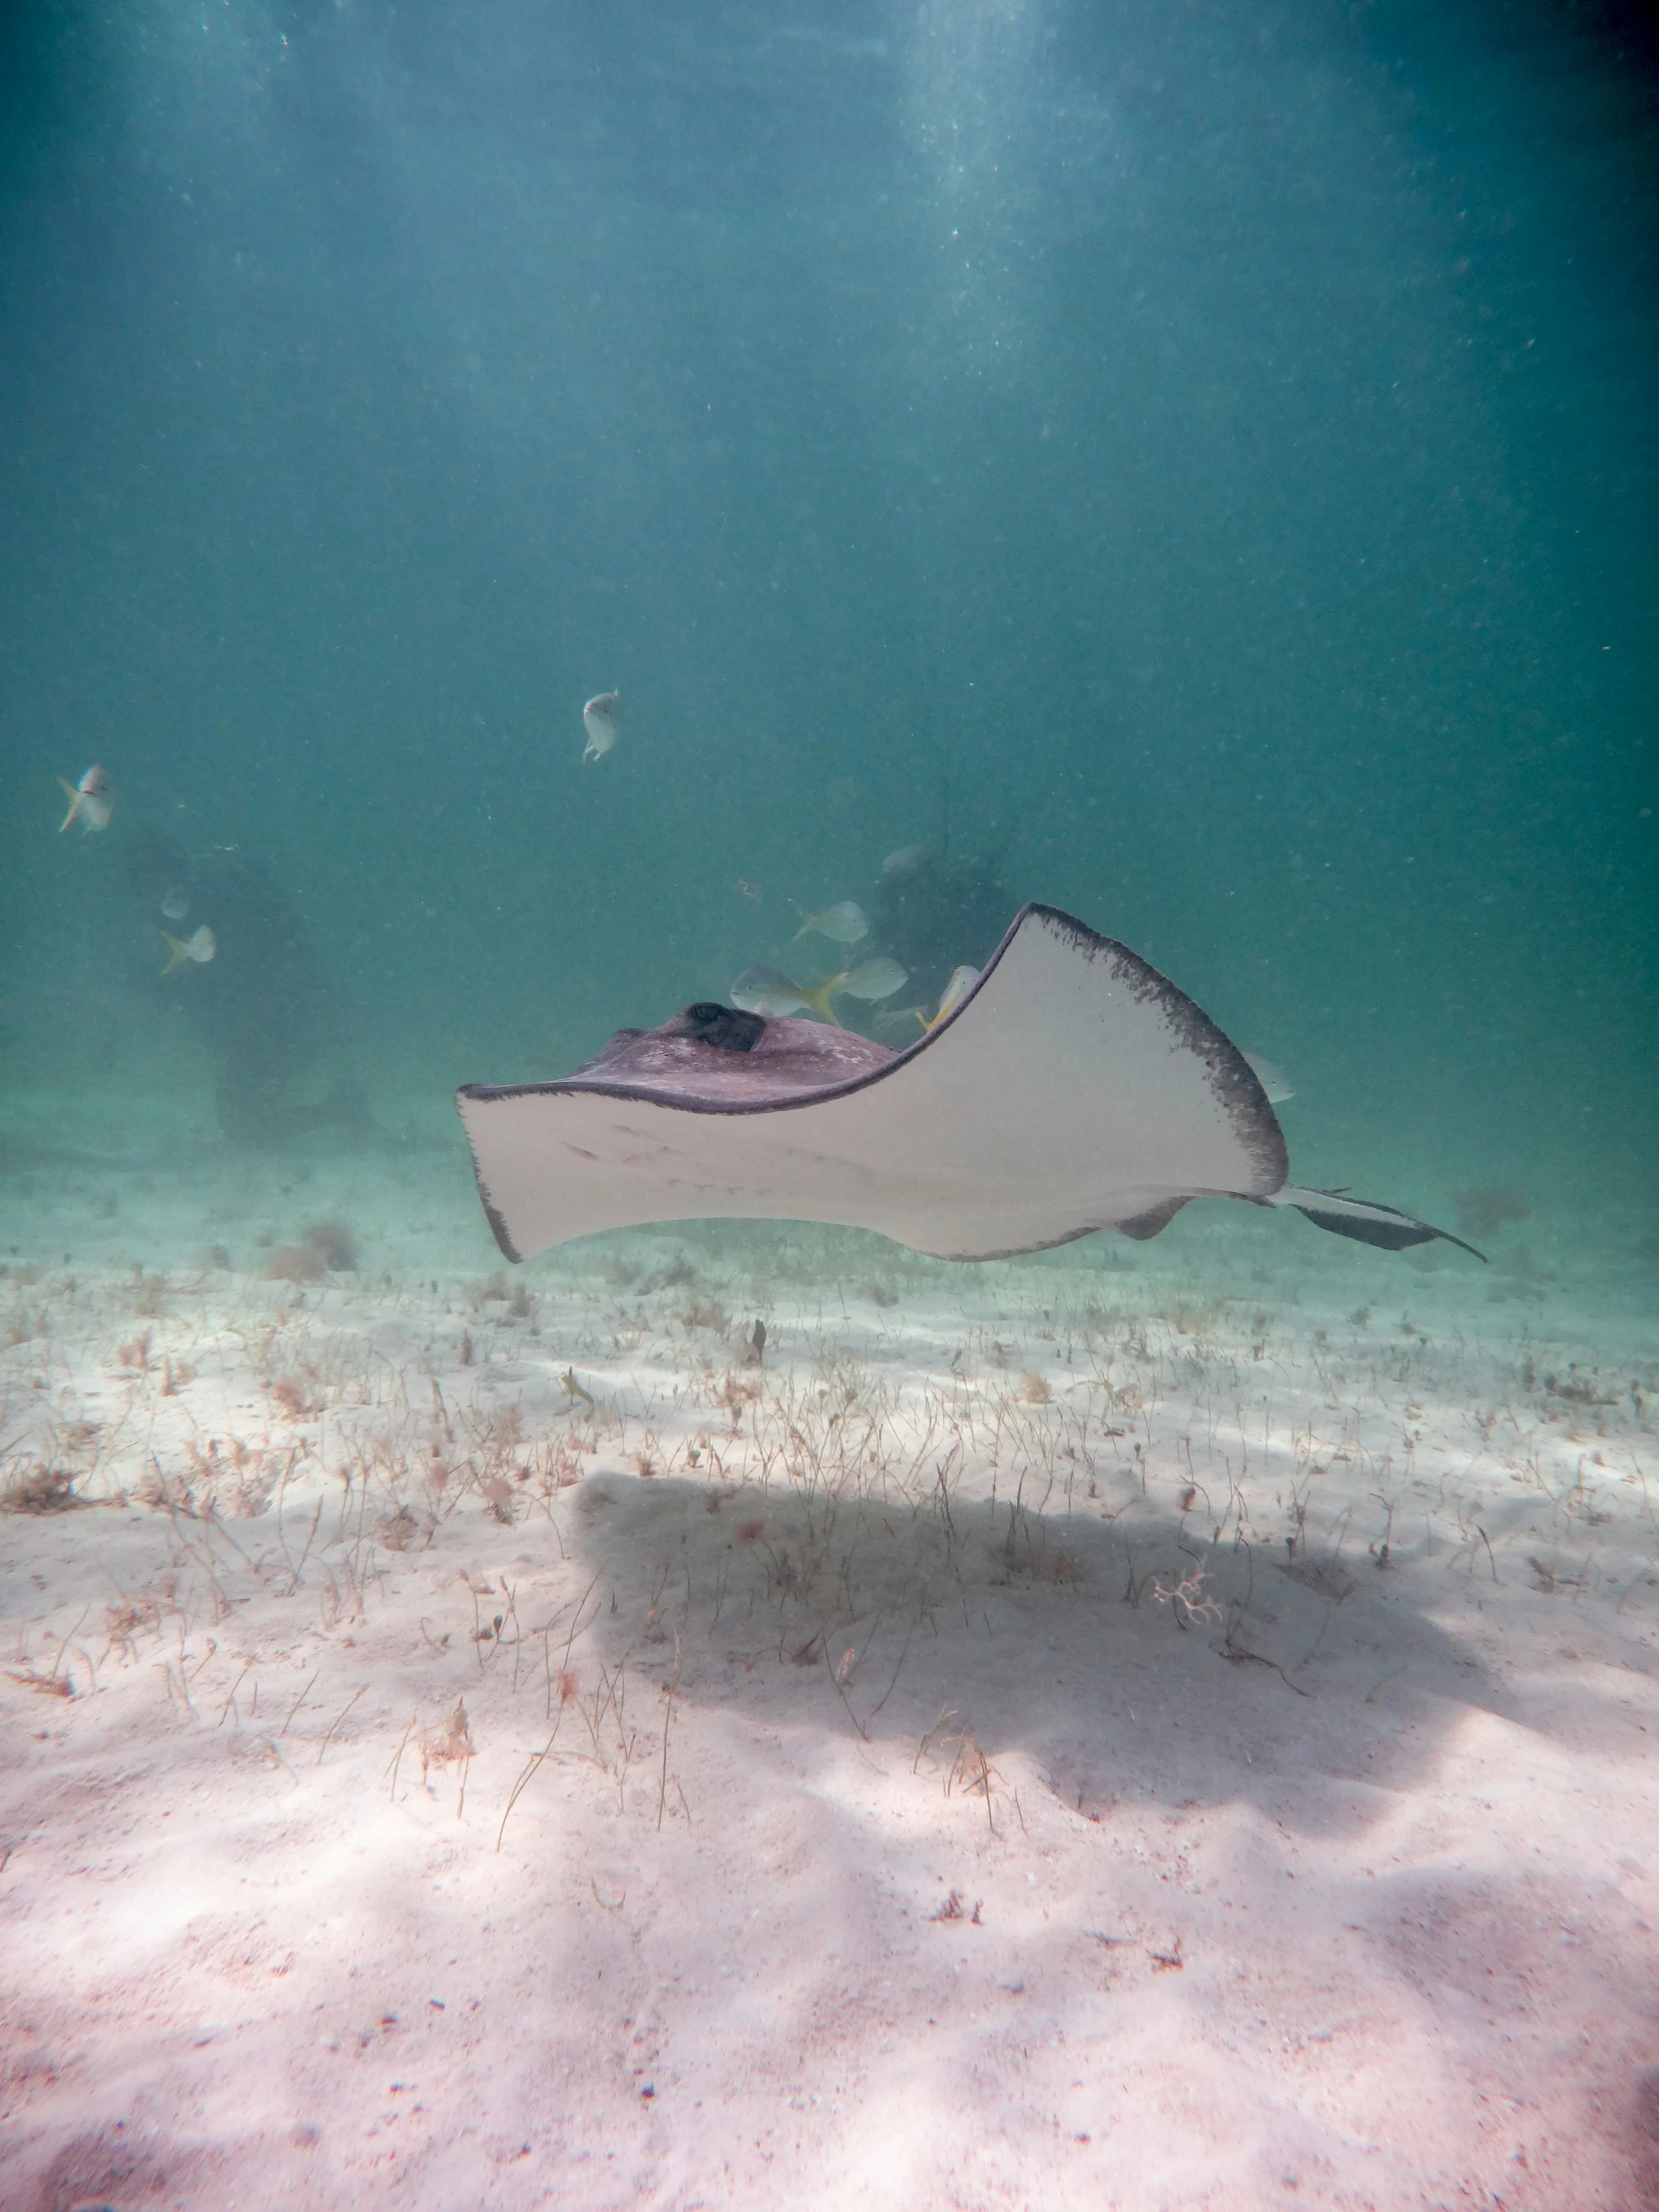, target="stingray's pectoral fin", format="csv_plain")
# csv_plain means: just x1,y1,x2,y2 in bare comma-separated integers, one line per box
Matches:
1271,1185,1486,1262
1116,1197,1191,1242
